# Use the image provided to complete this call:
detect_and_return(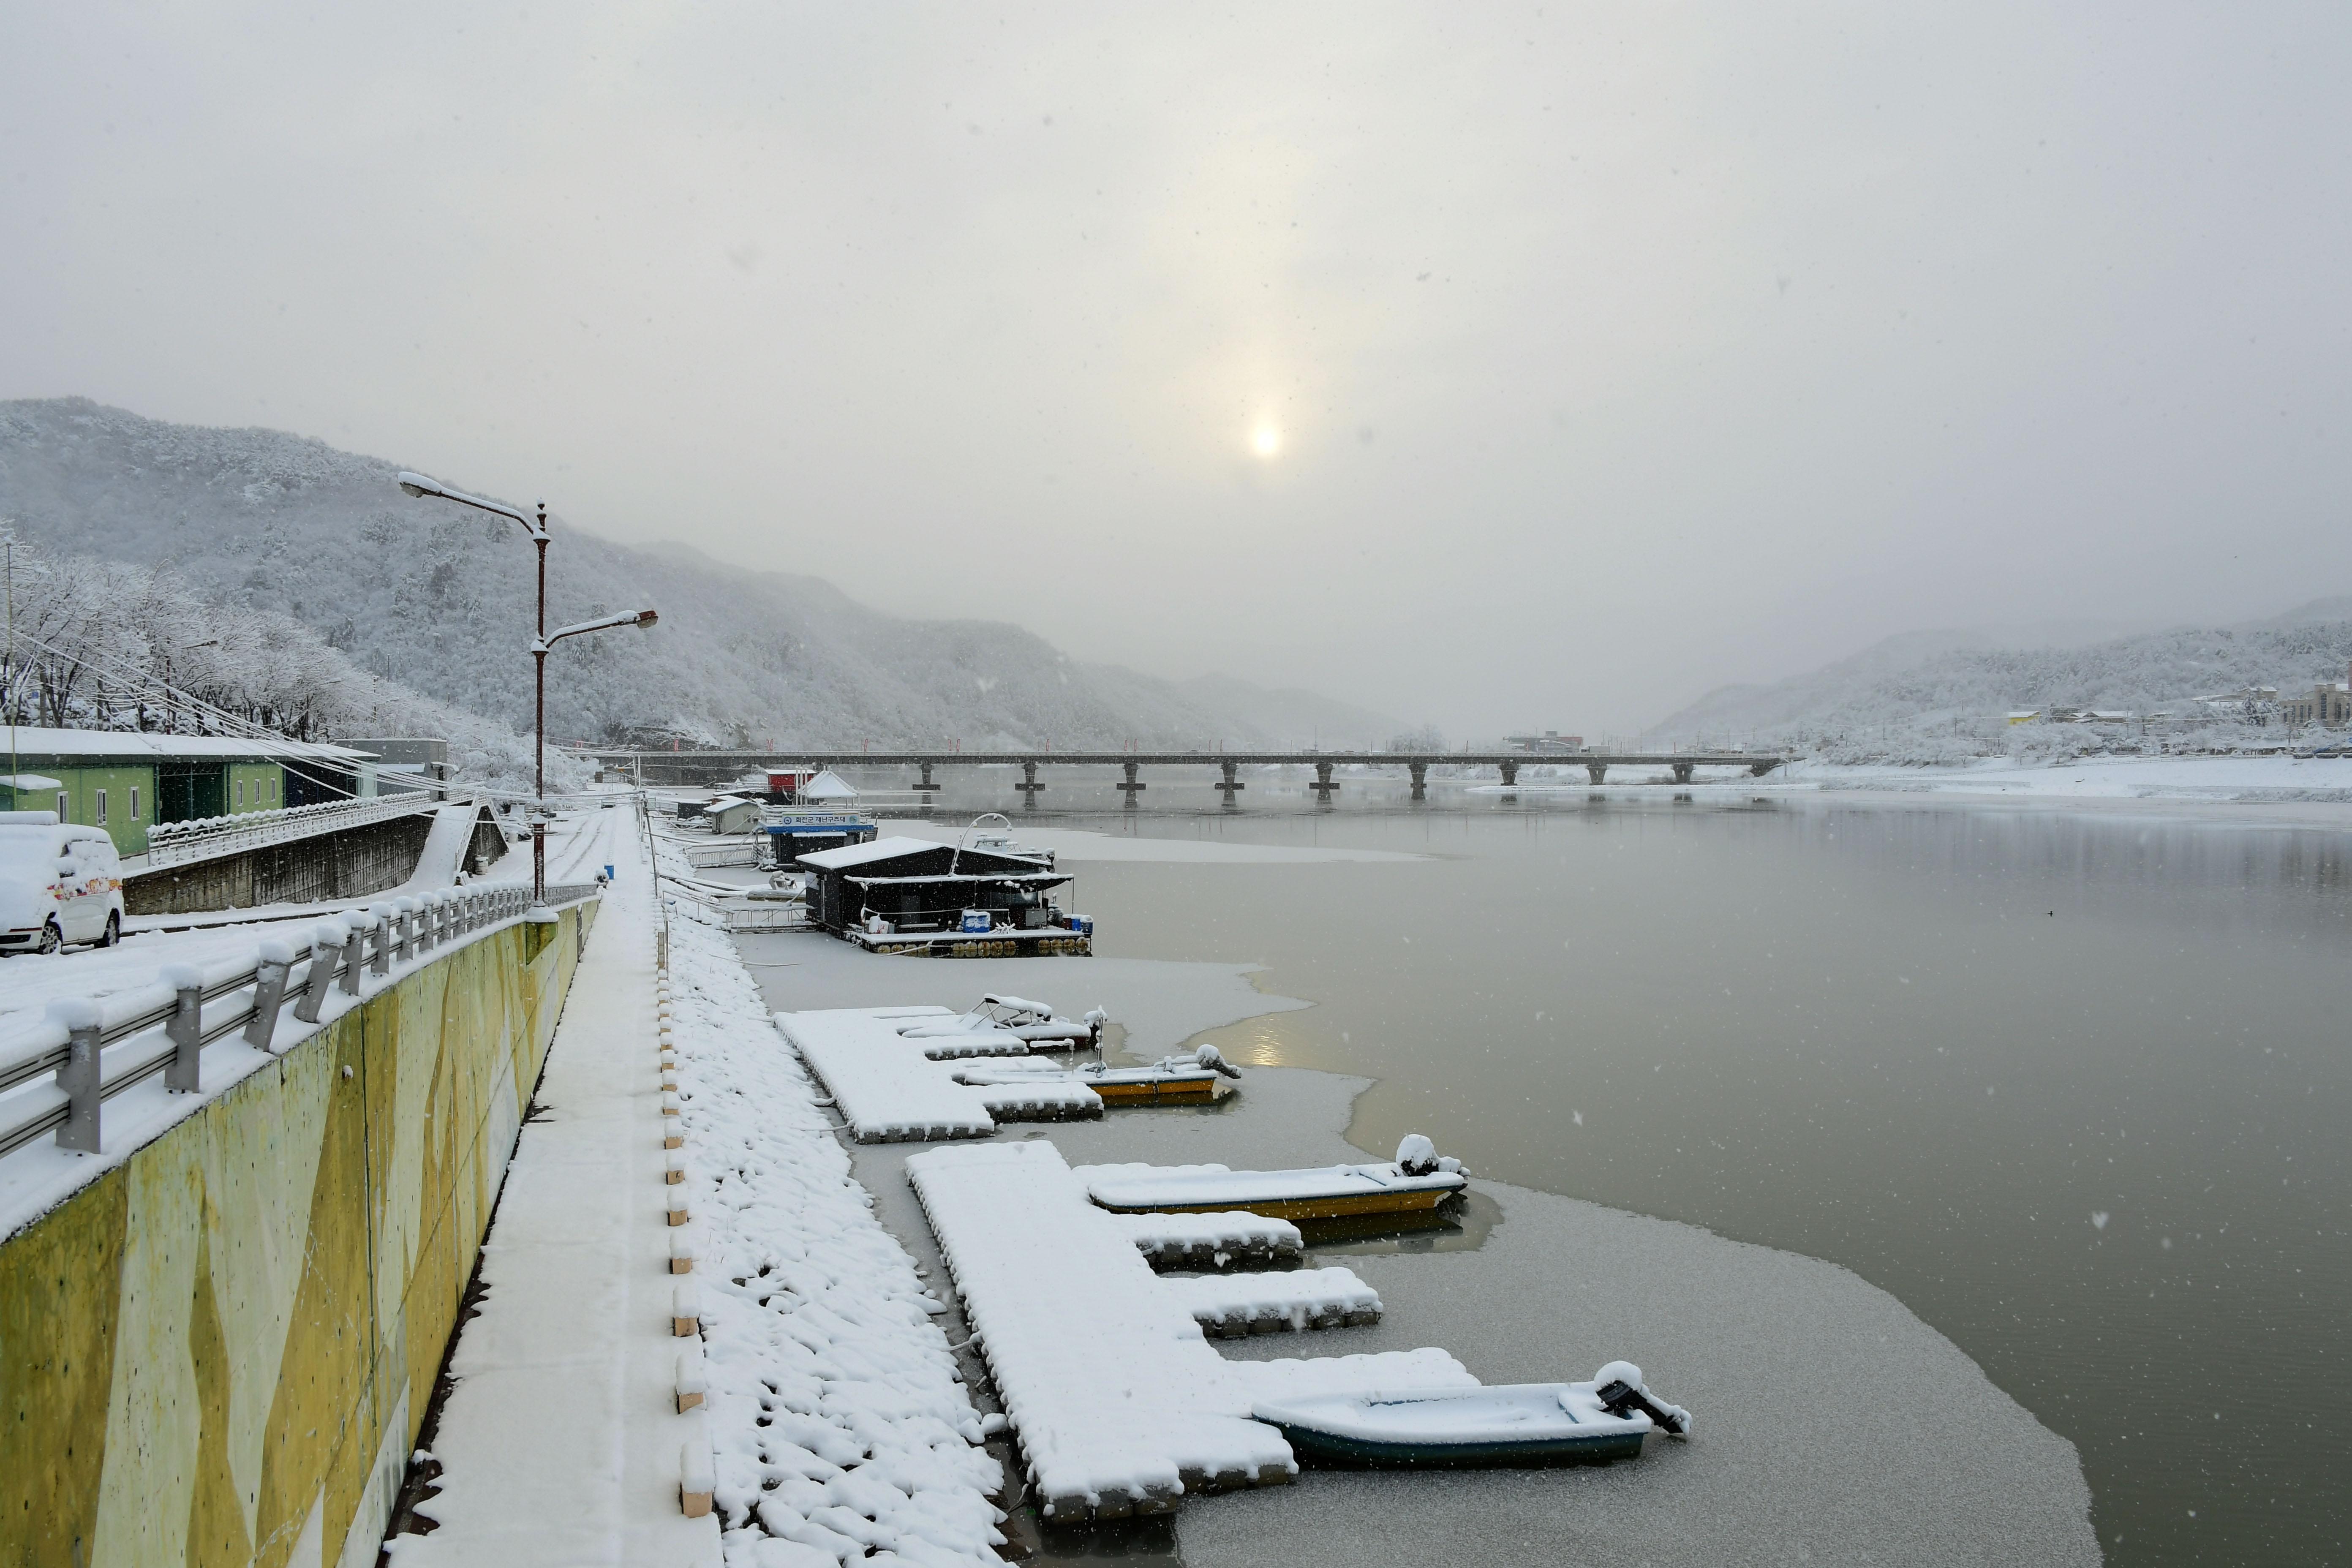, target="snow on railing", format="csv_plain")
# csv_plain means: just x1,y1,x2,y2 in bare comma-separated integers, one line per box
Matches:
142,790,445,869
0,880,602,1161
